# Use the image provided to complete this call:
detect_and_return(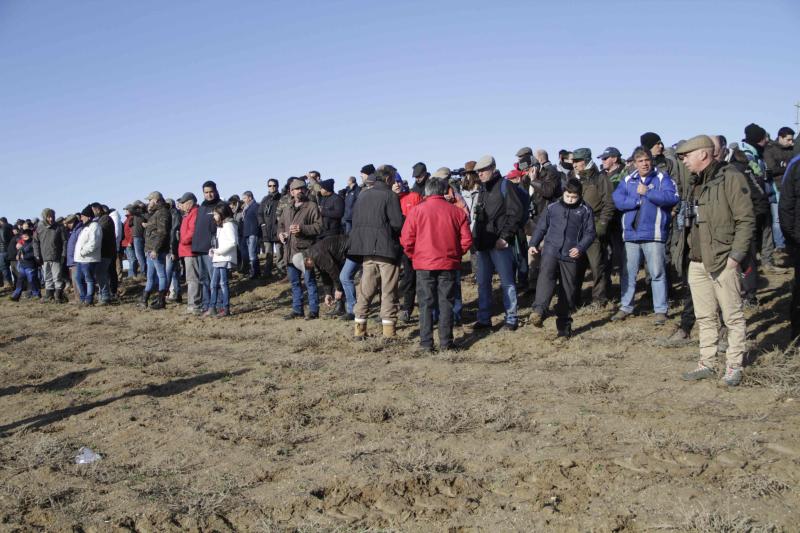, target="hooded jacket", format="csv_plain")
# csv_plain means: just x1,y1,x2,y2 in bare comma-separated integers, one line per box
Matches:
529,198,596,262
191,197,225,254
211,219,238,266
74,220,103,263
97,214,117,259
400,195,472,270
144,202,171,254
612,169,679,243
0,223,13,261
34,215,67,262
